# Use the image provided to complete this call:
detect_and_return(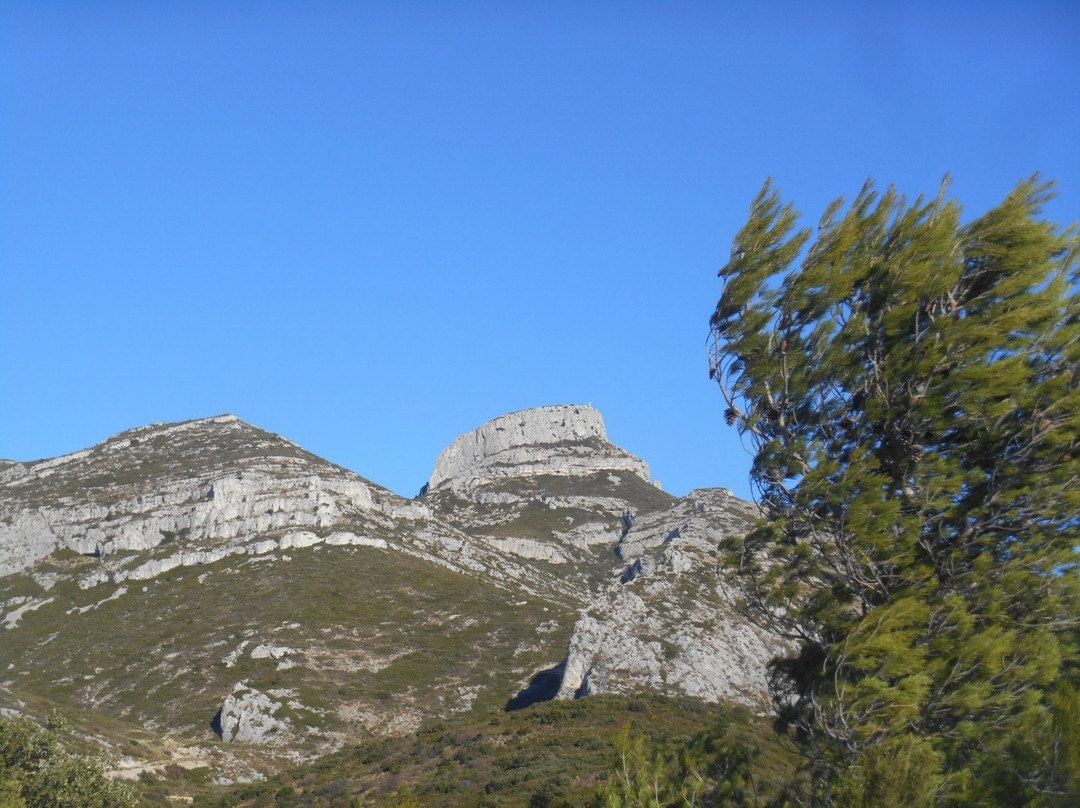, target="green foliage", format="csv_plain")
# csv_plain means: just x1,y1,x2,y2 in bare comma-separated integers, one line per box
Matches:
709,176,1080,806
0,778,27,808
595,719,761,808
0,716,136,808
0,717,56,775
832,735,942,808
596,728,666,808
23,754,136,808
